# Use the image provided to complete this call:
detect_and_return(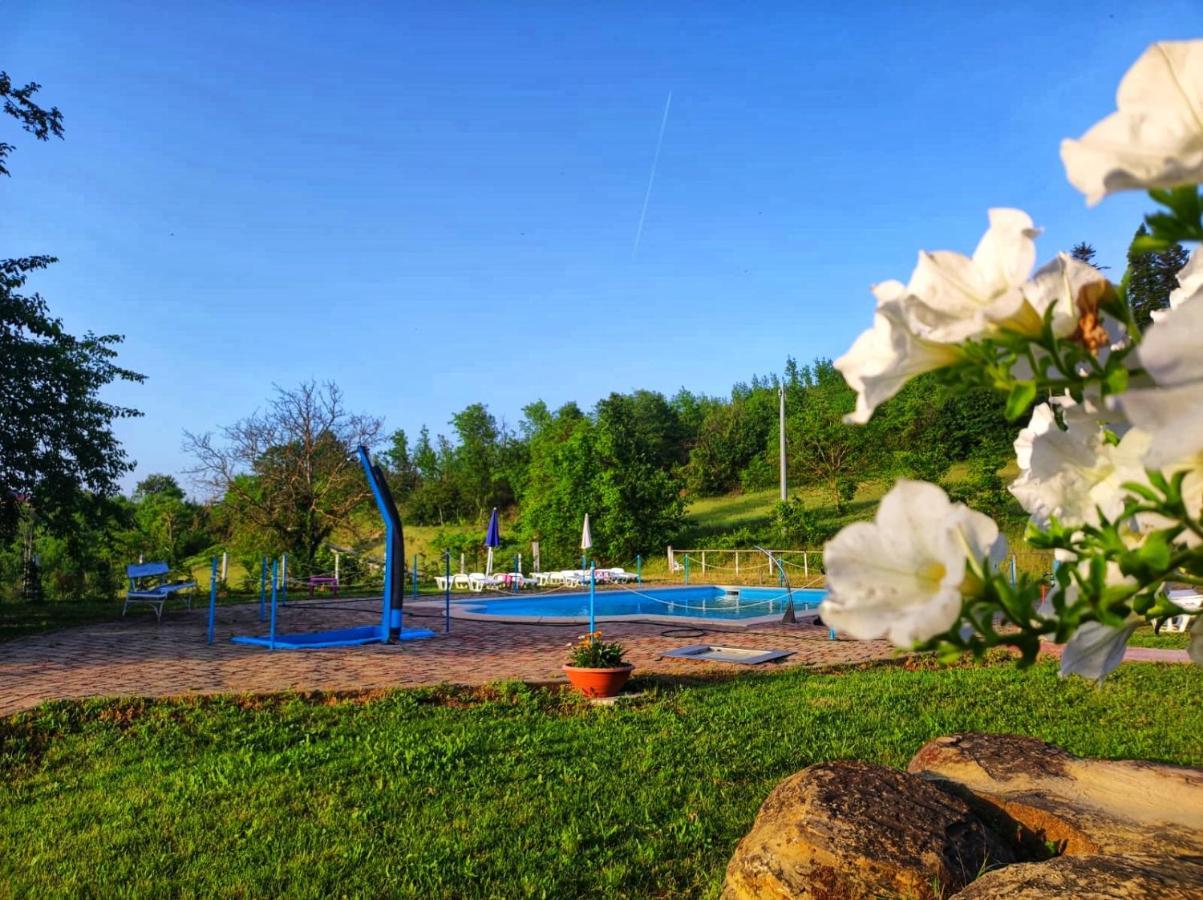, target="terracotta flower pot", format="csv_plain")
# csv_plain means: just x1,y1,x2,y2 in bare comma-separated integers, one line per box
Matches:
562,663,633,698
